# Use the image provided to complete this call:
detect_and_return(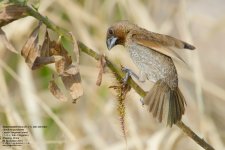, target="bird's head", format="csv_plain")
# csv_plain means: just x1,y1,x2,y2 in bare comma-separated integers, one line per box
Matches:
106,20,135,50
